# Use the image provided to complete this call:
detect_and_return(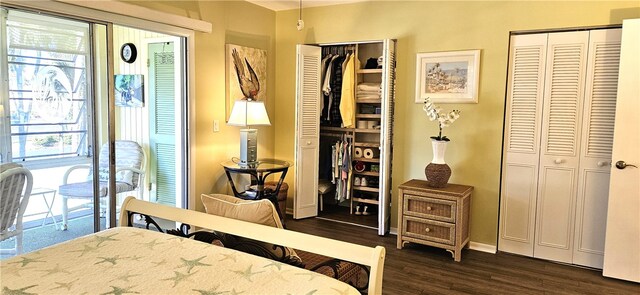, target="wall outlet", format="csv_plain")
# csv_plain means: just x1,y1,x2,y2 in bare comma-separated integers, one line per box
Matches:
213,120,220,132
